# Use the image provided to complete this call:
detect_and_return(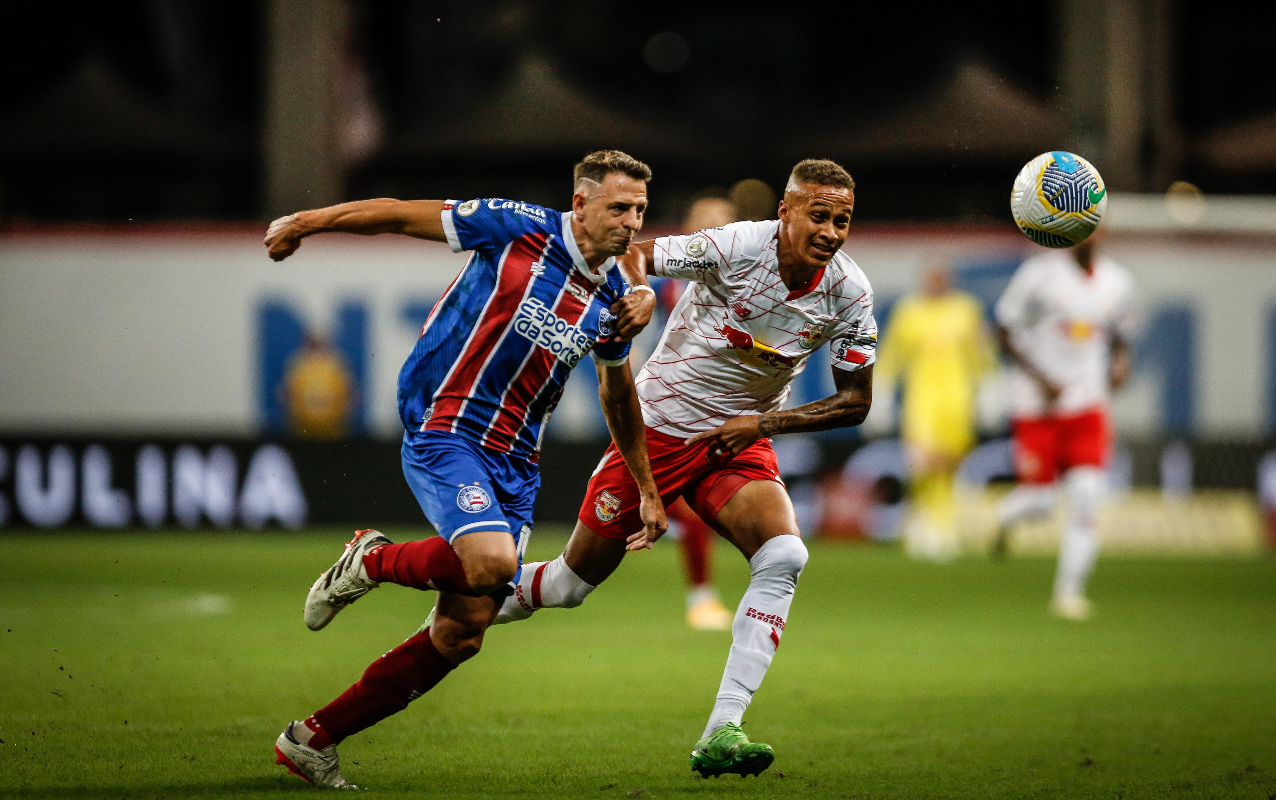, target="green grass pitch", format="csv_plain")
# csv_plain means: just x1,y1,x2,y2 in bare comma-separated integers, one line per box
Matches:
2,529,1275,799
